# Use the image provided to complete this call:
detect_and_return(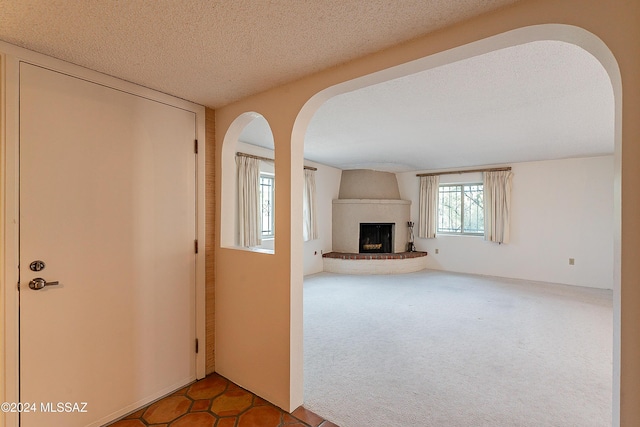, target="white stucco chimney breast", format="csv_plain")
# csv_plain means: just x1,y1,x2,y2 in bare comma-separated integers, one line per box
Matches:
332,170,411,253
